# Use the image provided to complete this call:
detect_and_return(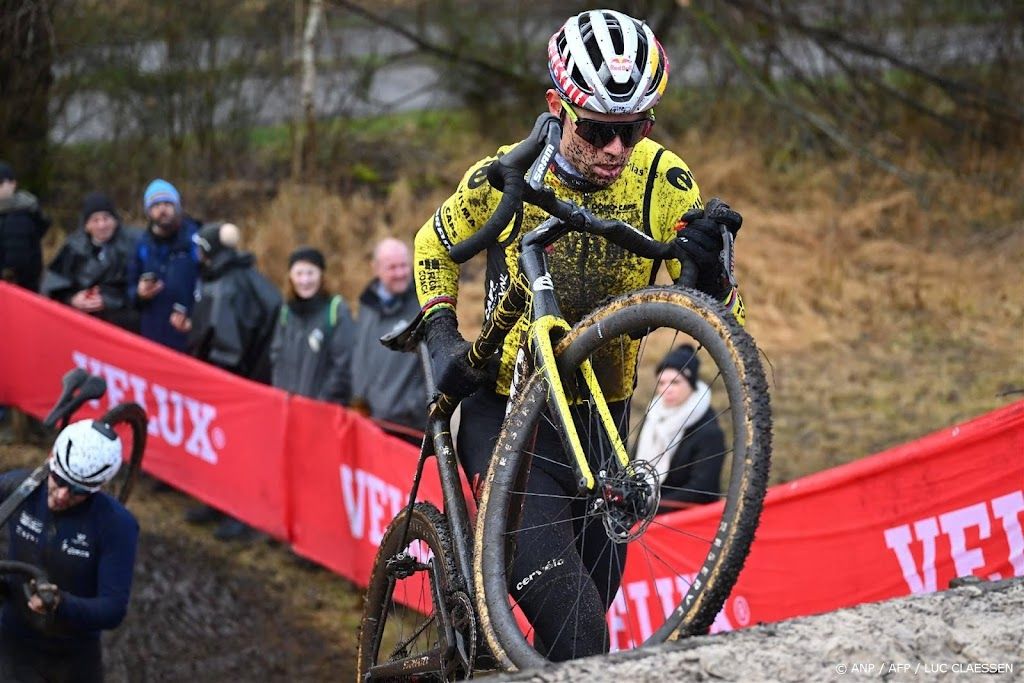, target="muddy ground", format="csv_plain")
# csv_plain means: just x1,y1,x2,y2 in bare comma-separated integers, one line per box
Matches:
102,521,358,682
